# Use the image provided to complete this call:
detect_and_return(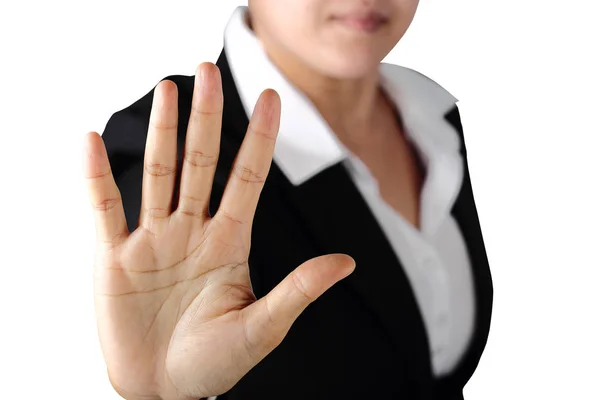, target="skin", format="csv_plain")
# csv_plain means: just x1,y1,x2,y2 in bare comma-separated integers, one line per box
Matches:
85,1,422,399
247,0,419,134
249,0,424,227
